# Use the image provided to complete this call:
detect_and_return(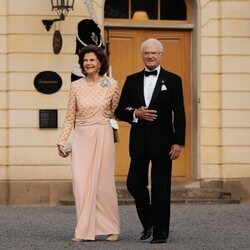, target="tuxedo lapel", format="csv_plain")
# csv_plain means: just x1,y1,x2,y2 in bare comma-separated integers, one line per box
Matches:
136,71,146,106
149,68,168,106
